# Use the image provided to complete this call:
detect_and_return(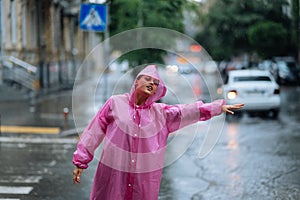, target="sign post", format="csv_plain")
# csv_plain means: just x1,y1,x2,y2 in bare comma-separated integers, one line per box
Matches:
79,2,110,102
